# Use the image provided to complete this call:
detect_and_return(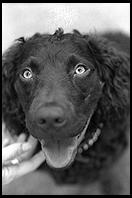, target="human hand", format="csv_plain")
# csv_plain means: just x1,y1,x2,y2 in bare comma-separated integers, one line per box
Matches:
2,134,45,185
